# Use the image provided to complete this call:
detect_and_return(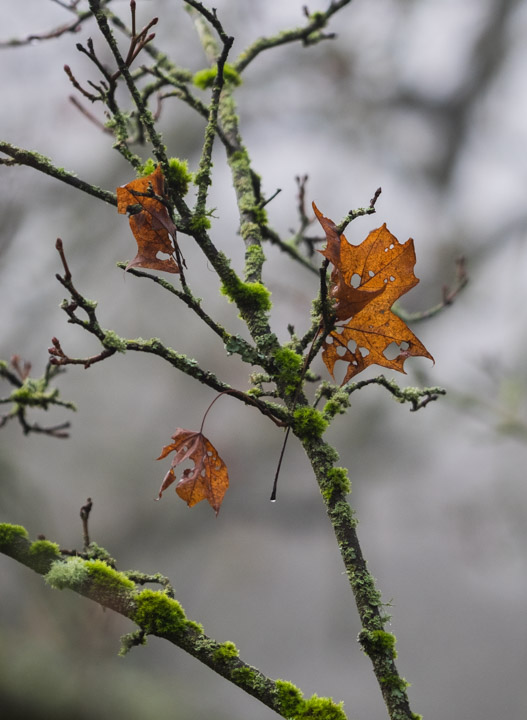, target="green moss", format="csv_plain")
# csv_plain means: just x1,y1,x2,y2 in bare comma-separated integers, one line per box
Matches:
102,330,127,352
244,244,266,276
193,67,217,89
275,679,305,717
119,629,147,657
273,347,304,396
137,157,193,198
220,278,272,314
293,407,329,440
230,148,250,169
330,500,357,532
328,467,350,493
29,540,61,561
238,198,267,226
193,63,242,90
85,559,135,592
231,666,258,687
11,379,58,407
223,335,263,364
359,629,397,659
380,674,410,694
0,523,29,548
240,223,260,246
45,557,134,597
321,467,351,502
300,694,346,720
166,157,193,196
253,205,268,225
61,297,96,312
322,388,350,419
134,589,190,636
227,148,267,236
189,213,212,232
137,157,157,177
213,641,239,662
45,556,90,590
84,542,116,566
322,399,339,417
